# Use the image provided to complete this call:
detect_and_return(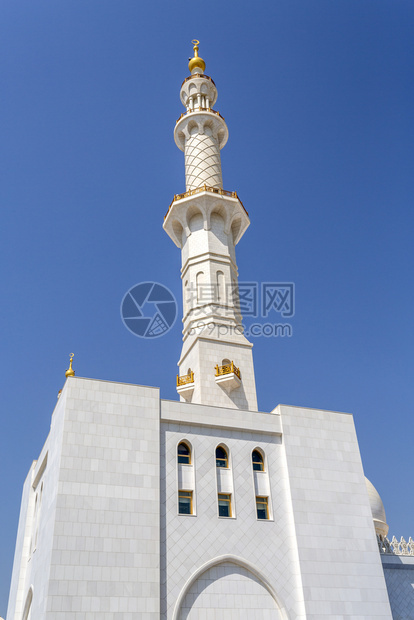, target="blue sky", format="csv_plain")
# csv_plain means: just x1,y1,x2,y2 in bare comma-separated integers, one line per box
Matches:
1,0,413,613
